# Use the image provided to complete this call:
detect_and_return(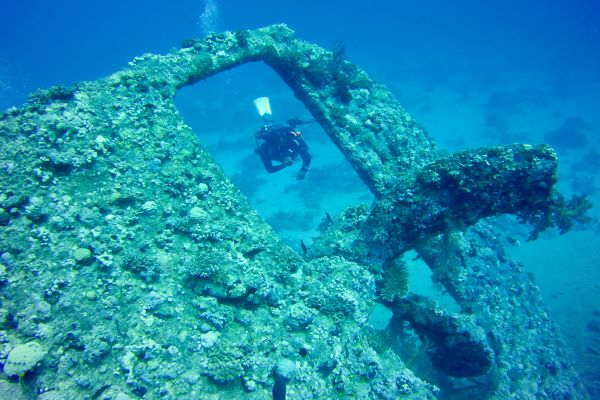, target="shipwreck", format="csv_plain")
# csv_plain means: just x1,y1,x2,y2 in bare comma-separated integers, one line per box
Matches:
0,24,591,399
